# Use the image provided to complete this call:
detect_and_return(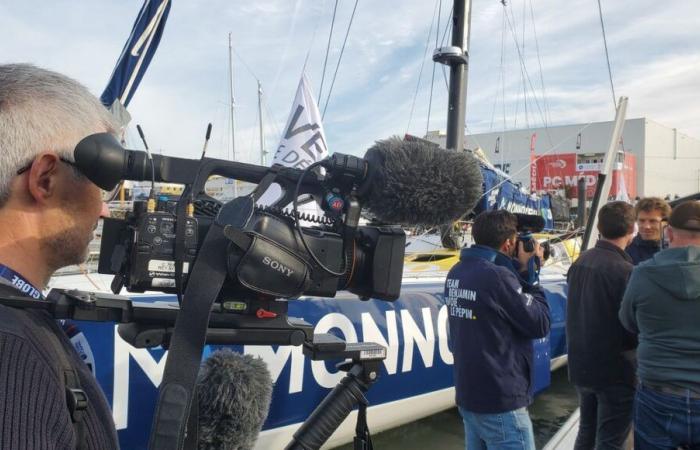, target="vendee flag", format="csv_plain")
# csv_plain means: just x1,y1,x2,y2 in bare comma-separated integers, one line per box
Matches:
258,73,329,215
101,0,172,126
